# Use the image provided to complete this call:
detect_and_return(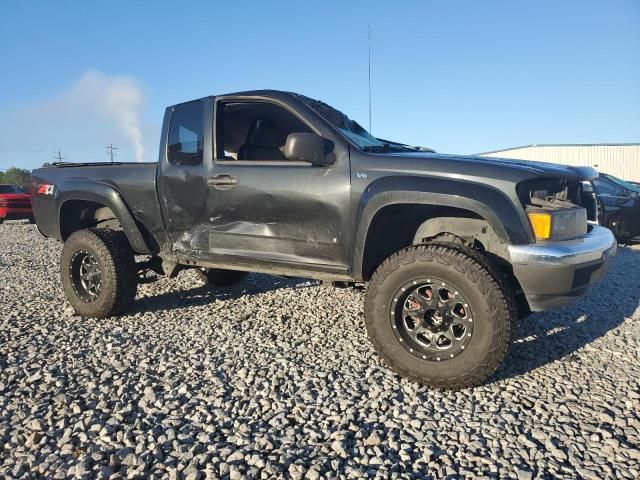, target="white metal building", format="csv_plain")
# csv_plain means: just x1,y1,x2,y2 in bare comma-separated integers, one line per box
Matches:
478,143,640,182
